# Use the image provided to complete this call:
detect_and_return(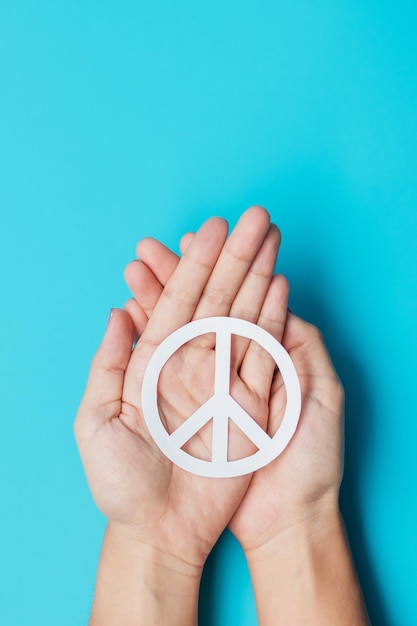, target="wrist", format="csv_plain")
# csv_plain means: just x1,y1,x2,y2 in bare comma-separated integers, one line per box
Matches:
106,521,204,582
244,498,341,563
89,522,202,626
244,507,369,626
